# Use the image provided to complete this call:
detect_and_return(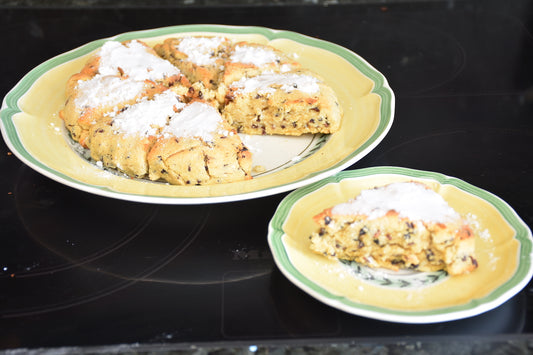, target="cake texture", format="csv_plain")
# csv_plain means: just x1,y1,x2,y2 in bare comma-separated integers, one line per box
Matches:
60,40,190,148
221,41,300,86
86,88,186,179
309,182,478,276
222,70,342,135
60,36,344,186
147,100,252,185
154,36,232,90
